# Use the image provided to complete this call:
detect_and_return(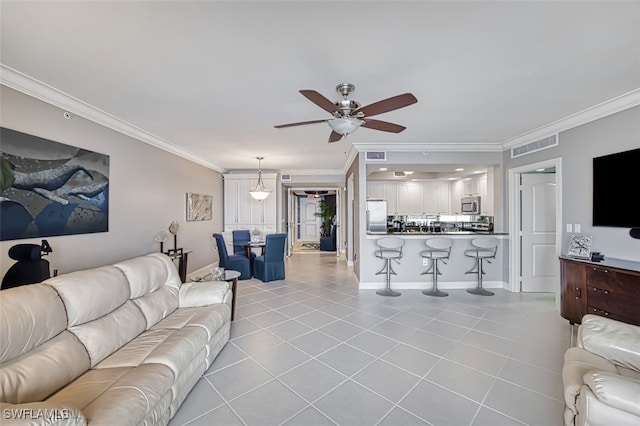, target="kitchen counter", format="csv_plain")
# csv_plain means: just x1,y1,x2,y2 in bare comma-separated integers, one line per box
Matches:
360,232,508,290
369,231,508,236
